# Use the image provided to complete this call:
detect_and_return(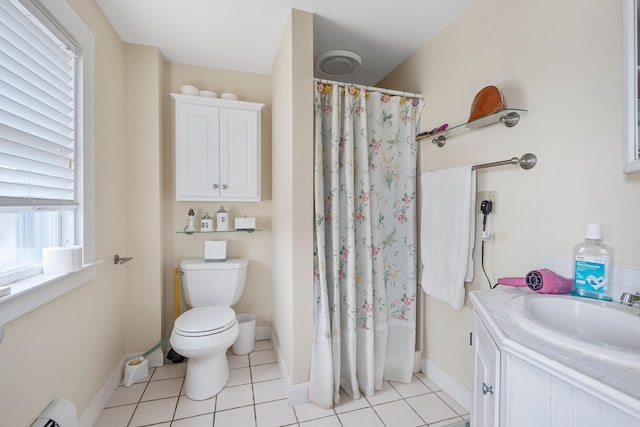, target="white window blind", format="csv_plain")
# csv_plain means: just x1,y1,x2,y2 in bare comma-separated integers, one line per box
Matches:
0,0,77,209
